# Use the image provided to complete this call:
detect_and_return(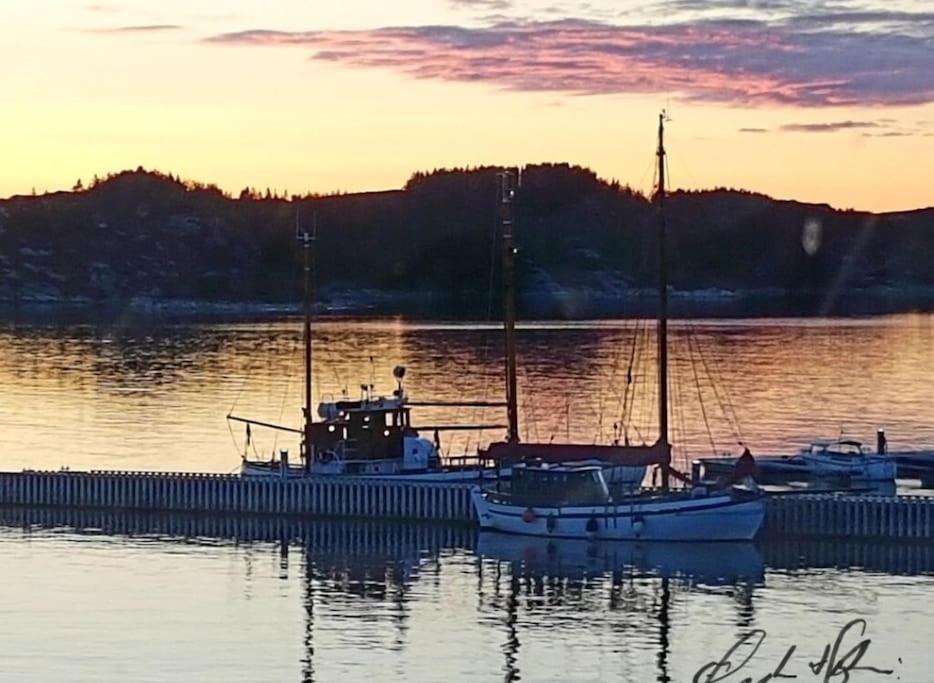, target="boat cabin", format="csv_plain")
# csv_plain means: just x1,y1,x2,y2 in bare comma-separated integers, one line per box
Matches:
809,440,868,458
509,463,611,507
311,397,419,463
